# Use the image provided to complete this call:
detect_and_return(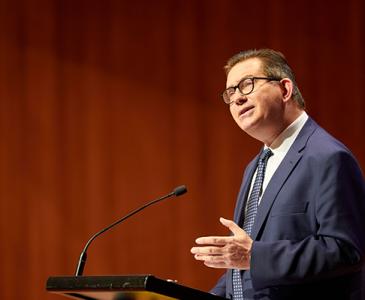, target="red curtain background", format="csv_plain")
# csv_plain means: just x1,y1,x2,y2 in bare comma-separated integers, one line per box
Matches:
0,0,364,299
